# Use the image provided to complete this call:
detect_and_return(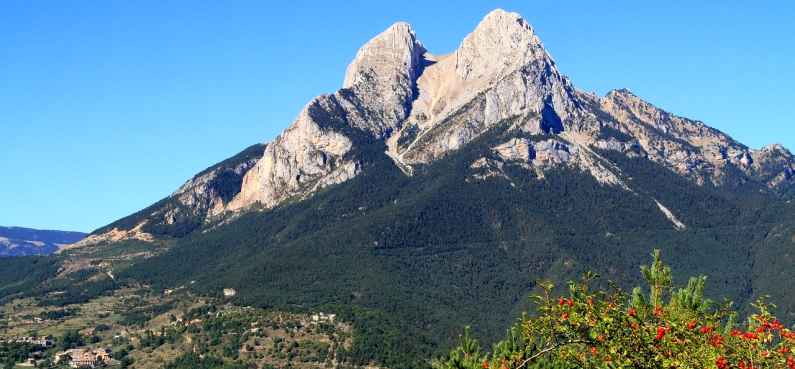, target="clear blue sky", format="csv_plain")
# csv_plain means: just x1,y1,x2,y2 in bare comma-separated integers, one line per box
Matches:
1,1,793,232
